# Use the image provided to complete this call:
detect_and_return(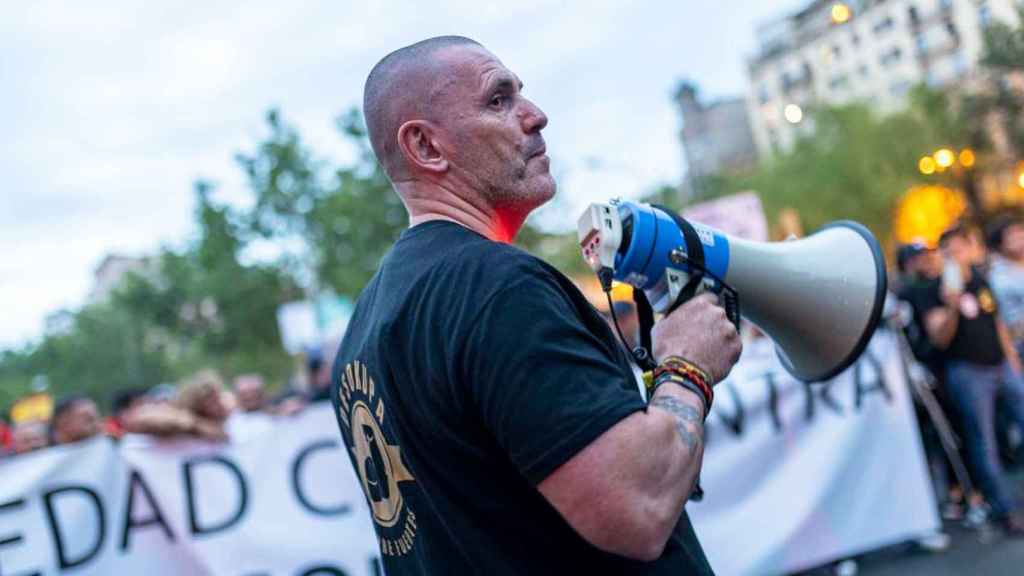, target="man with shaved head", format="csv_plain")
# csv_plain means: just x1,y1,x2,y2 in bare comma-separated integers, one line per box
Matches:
332,36,739,574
